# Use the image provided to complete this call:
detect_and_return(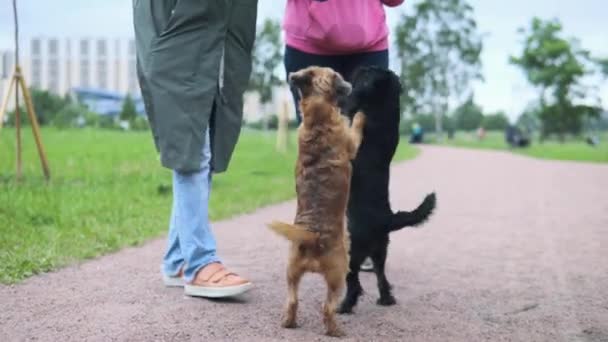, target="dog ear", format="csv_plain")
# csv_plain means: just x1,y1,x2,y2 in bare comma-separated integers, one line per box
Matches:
289,70,312,90
333,74,352,98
